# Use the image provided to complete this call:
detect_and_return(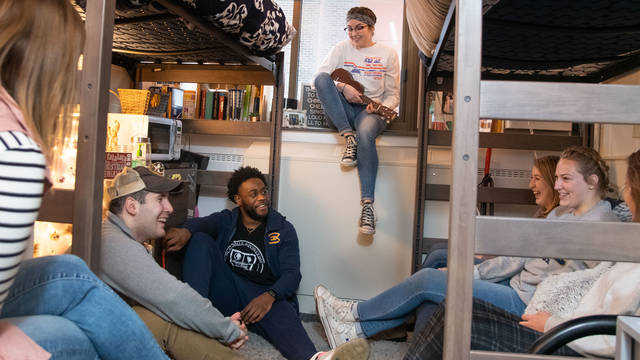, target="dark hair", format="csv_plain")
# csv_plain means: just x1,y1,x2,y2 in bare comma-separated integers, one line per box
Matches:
227,166,267,202
560,146,610,197
533,155,560,214
346,6,376,26
108,189,148,215
627,150,640,222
